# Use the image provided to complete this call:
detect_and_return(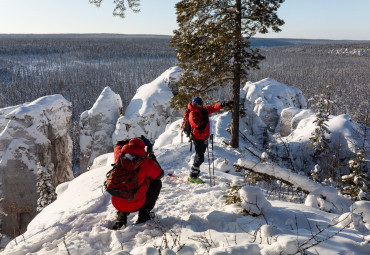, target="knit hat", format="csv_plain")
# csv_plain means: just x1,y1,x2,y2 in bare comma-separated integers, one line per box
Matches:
121,138,146,157
192,97,203,105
